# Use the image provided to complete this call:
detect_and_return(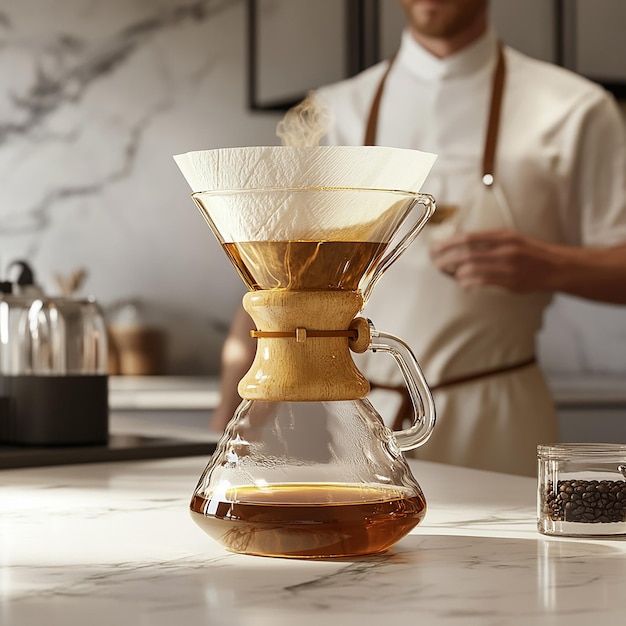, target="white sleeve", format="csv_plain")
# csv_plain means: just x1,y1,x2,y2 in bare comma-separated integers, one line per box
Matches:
572,93,626,247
